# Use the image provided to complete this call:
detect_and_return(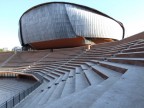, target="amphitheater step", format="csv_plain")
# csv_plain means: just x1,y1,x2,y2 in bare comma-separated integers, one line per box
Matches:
14,81,48,108
61,65,75,69
81,64,90,70
23,88,49,108
90,64,122,79
85,62,96,67
38,84,57,105
122,46,144,53
57,67,71,72
91,60,132,70
84,69,104,85
54,75,63,85
41,72,55,80
50,71,61,77
75,71,90,92
43,76,119,108
69,70,75,77
54,69,66,74
60,76,75,97
91,60,127,74
75,66,83,74
107,57,144,66
47,78,59,88
130,42,144,48
115,51,144,58
90,66,144,108
61,72,69,81
36,72,50,82
47,81,66,103
42,71,58,79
